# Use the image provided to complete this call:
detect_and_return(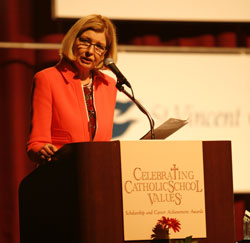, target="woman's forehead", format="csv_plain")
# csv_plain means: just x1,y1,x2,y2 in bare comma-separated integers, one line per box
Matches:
79,29,107,43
